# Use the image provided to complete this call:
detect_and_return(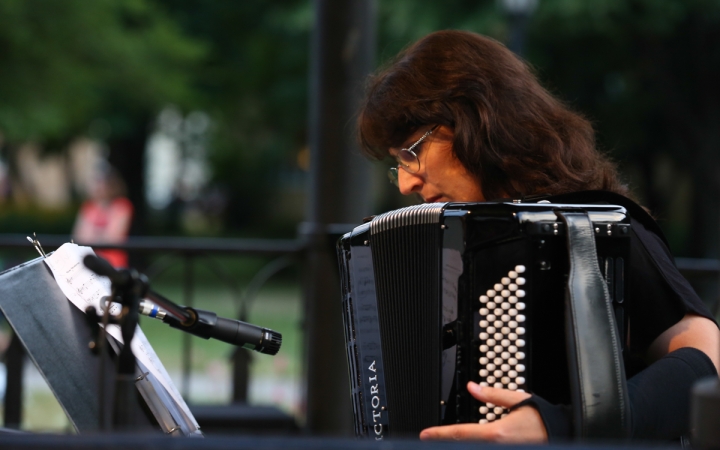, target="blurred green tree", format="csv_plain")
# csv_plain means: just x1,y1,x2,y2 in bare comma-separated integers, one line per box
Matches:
0,0,205,230
156,0,312,234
